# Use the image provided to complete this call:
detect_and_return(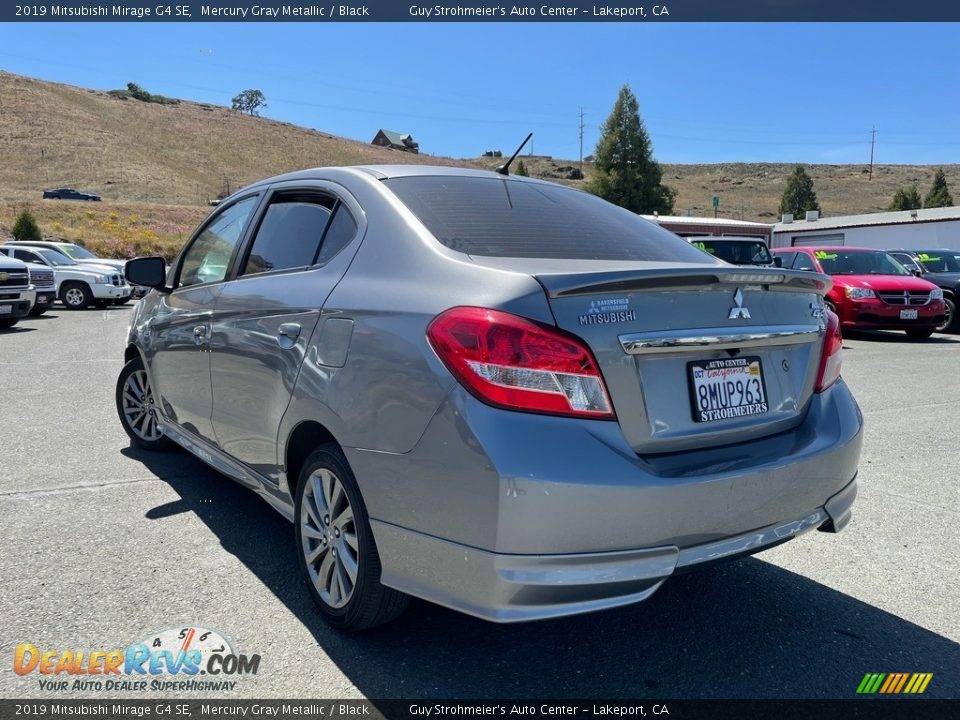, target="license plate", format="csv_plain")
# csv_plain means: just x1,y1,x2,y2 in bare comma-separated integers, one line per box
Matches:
688,356,769,423
0,305,11,315
37,296,47,304
900,309,918,320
